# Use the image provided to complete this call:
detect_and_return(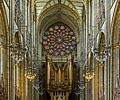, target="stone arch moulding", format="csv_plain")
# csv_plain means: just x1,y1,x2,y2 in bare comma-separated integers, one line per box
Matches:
0,3,9,99
96,32,105,49
39,13,79,36
37,4,81,36
111,0,119,32
38,3,79,21
41,0,79,16
111,0,120,45
13,31,24,47
0,3,8,46
110,2,120,100
0,2,8,34
25,50,32,66
88,51,94,67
